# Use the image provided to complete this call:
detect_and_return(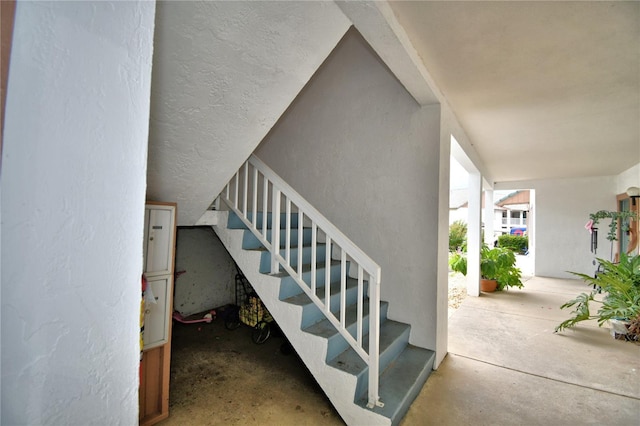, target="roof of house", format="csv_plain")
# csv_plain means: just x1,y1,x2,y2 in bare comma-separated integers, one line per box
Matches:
451,189,531,210
449,189,469,209
496,190,530,207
